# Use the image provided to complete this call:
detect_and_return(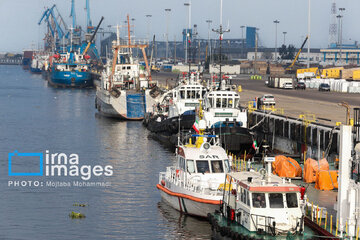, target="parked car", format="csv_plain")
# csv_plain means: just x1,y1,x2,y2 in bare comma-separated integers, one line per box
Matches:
295,82,306,90
259,94,276,106
319,83,330,91
283,82,293,89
